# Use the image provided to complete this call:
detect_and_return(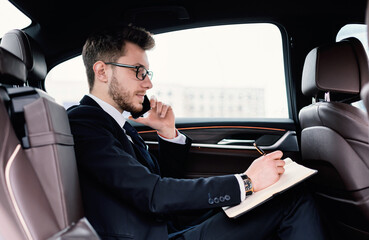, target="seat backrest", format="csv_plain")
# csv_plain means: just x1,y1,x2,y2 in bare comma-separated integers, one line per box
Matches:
299,37,369,237
0,46,61,240
0,47,29,240
0,30,98,239
1,29,84,231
